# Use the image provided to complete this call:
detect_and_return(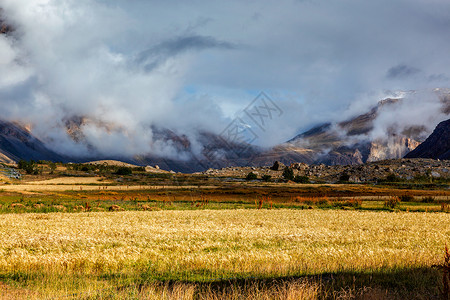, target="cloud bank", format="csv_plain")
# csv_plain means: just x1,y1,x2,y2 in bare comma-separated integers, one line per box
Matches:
0,0,449,159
